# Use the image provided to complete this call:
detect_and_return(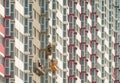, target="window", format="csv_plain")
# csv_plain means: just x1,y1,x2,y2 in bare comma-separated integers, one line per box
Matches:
5,0,9,15
29,59,32,66
109,37,111,41
24,18,28,25
6,79,9,83
11,63,14,70
29,77,32,83
102,67,104,77
109,62,111,67
5,68,9,75
109,11,112,21
24,0,28,14
11,4,14,12
69,62,74,74
101,27,104,37
52,78,56,83
63,70,67,83
52,12,56,25
102,14,104,24
63,8,66,15
24,18,28,33
52,1,56,9
24,36,28,44
63,15,67,21
102,80,104,83
69,77,73,83
24,73,28,81
63,72,66,78
6,39,9,47
29,22,32,36
63,0,66,5
24,55,28,70
63,55,67,69
41,18,45,31
11,4,14,19
70,1,73,12
6,20,9,28
29,4,32,18
109,24,112,34
6,48,9,55
63,47,66,53
10,71,14,78
24,55,28,62
10,43,13,52
29,58,33,73
63,24,66,37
